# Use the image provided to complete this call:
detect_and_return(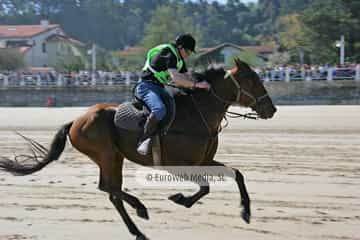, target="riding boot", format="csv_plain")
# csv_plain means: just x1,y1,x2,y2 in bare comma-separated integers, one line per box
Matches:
137,113,160,155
